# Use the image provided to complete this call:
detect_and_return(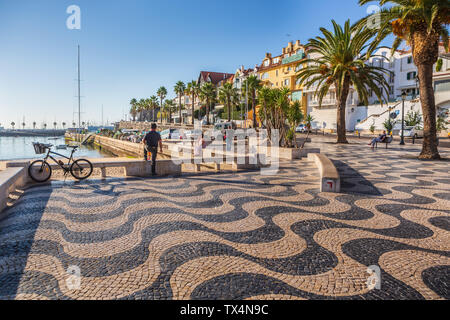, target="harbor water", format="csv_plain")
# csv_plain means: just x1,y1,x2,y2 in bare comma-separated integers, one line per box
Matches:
0,136,114,161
